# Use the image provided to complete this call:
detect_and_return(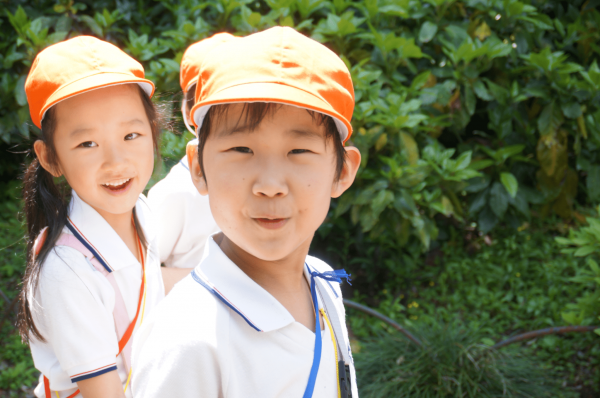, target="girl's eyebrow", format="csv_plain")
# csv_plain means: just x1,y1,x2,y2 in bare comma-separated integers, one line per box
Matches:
121,118,145,126
70,118,145,137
